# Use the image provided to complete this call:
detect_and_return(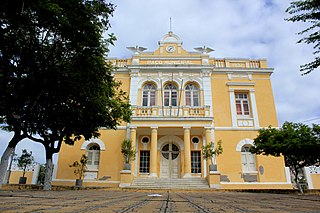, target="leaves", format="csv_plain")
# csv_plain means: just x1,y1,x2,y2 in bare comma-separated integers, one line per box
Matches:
202,140,223,160
16,149,34,177
69,154,88,180
121,139,136,163
286,0,320,74
251,122,320,192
